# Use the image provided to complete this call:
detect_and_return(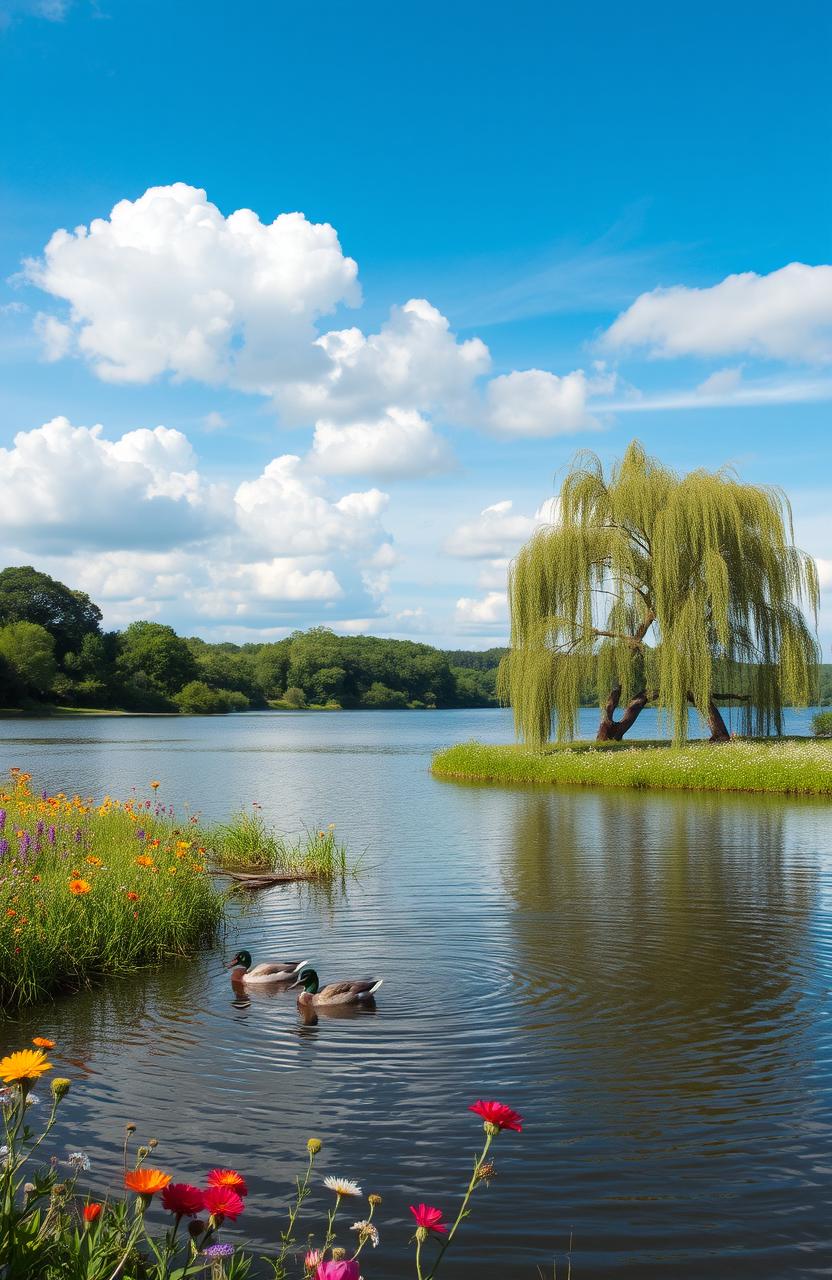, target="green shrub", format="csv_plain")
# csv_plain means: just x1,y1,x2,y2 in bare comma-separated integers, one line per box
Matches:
282,685,307,708
813,710,832,737
173,681,249,713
